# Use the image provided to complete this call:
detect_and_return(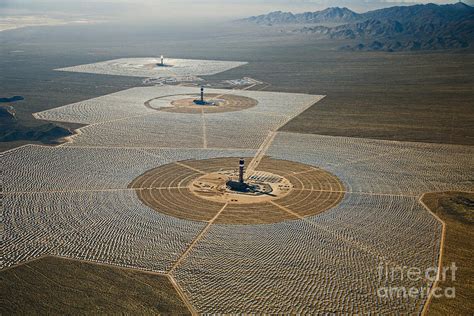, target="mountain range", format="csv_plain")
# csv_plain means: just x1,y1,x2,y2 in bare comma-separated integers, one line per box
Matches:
241,3,474,51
